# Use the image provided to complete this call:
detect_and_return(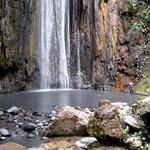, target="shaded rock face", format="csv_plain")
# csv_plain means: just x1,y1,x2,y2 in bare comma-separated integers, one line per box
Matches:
70,0,96,88
0,0,148,92
45,106,93,136
0,0,39,93
70,0,138,91
87,103,124,142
